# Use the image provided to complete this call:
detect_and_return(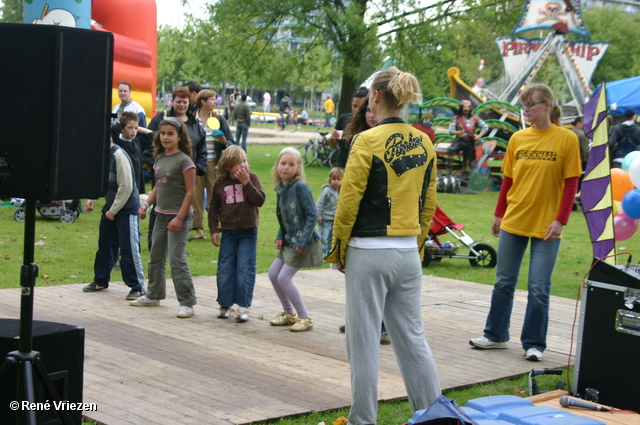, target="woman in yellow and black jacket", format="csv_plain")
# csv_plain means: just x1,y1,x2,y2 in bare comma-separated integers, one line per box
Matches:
326,66,441,425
